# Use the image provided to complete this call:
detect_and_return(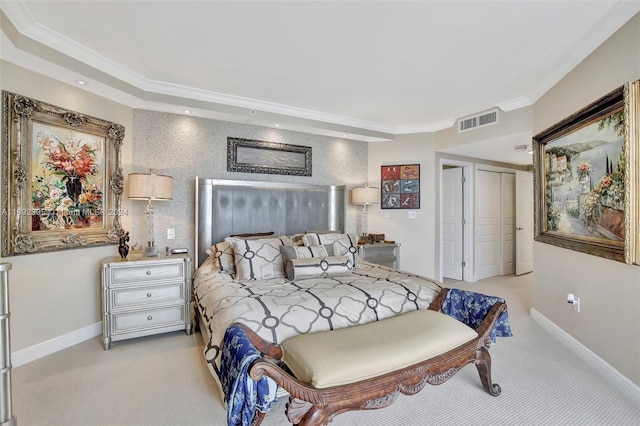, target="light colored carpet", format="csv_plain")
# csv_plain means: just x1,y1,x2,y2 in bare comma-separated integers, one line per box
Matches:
12,273,640,425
